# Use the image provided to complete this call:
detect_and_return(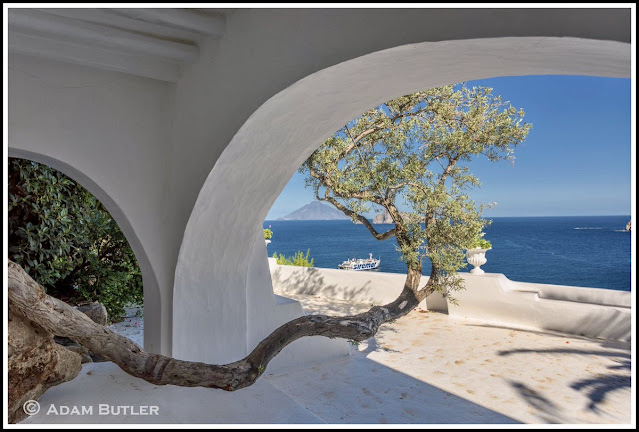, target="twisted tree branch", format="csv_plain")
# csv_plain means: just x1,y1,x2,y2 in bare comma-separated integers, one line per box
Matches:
316,192,396,241
8,260,425,391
